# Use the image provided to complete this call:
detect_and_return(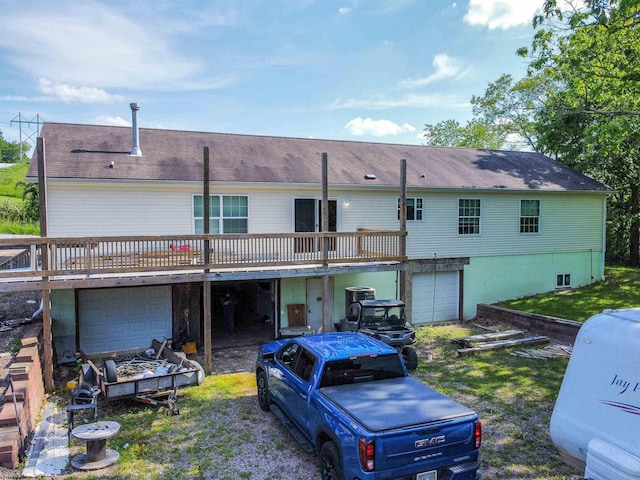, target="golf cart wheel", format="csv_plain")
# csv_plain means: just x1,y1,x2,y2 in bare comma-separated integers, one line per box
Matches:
402,346,418,371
